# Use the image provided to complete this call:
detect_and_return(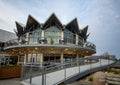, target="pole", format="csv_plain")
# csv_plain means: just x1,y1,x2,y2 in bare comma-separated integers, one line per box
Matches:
29,64,32,85
42,67,45,85
20,63,24,81
90,59,92,69
100,56,102,66
64,64,66,80
79,60,80,73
